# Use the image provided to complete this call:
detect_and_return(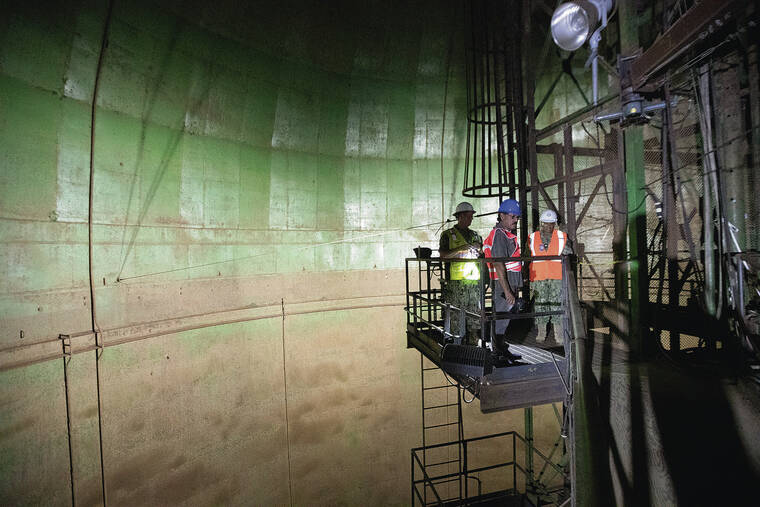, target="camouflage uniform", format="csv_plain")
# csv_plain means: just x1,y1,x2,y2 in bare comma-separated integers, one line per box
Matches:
442,279,482,344
533,278,563,332
440,226,482,344
531,229,572,342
